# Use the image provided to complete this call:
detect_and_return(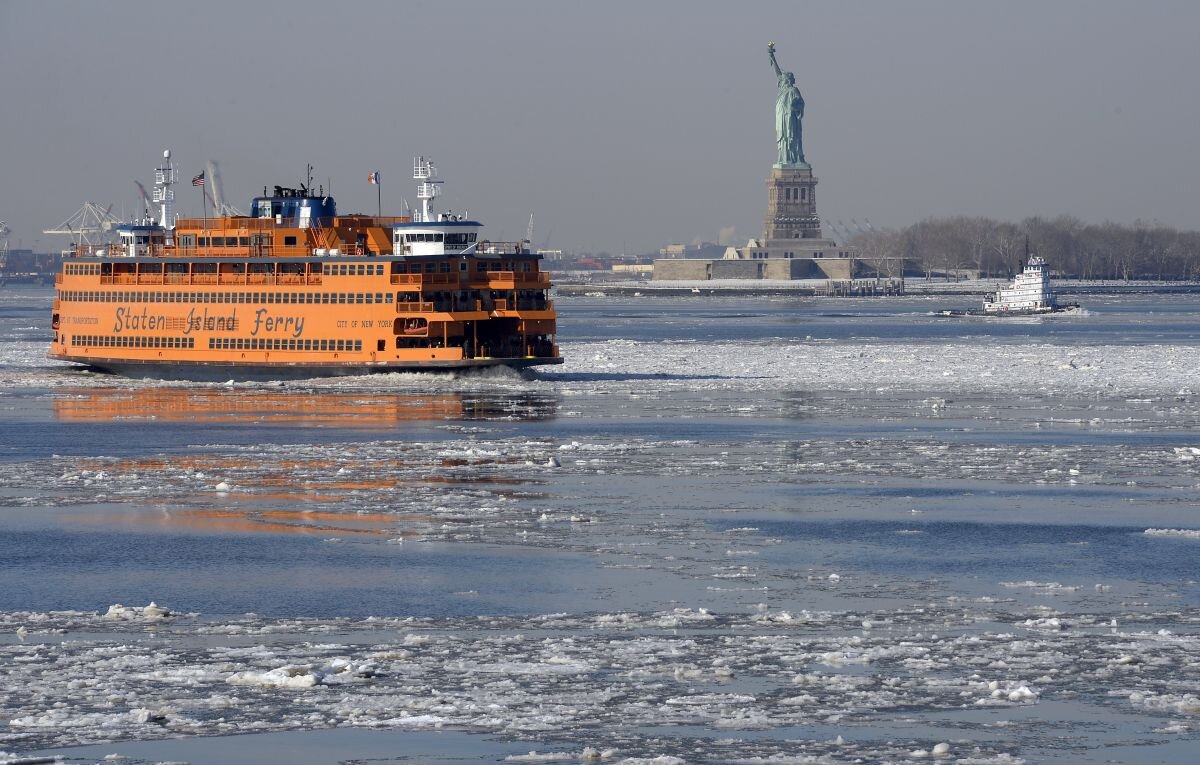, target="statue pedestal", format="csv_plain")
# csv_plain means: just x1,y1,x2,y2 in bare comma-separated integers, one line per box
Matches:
764,165,821,240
